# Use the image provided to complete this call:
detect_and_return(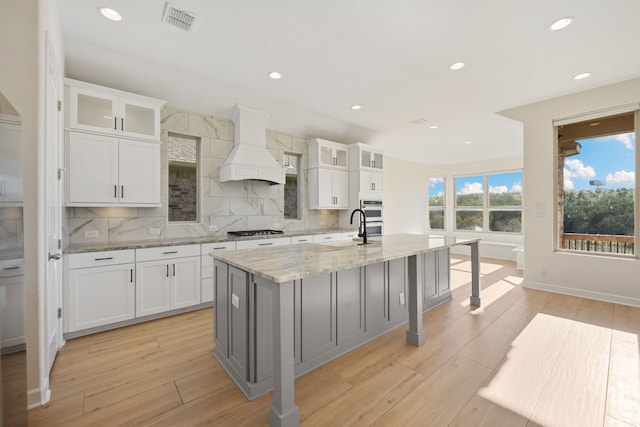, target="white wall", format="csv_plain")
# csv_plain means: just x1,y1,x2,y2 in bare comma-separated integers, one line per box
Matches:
502,78,640,306
384,154,524,259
